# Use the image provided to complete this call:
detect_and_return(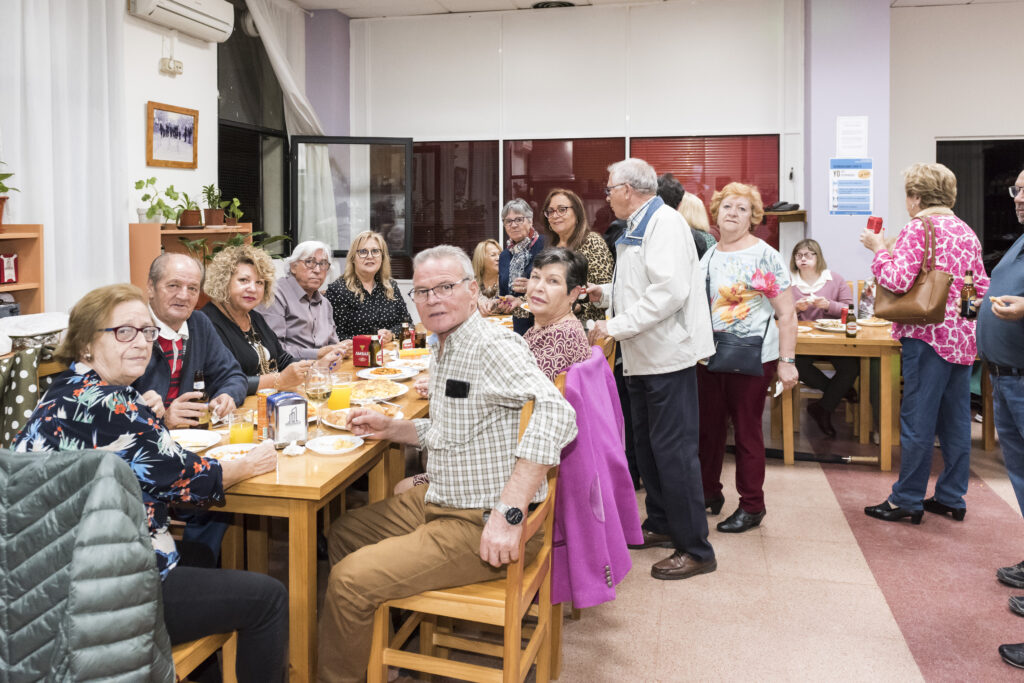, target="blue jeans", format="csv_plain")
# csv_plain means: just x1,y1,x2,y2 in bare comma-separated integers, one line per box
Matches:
992,374,1024,516
889,338,972,510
